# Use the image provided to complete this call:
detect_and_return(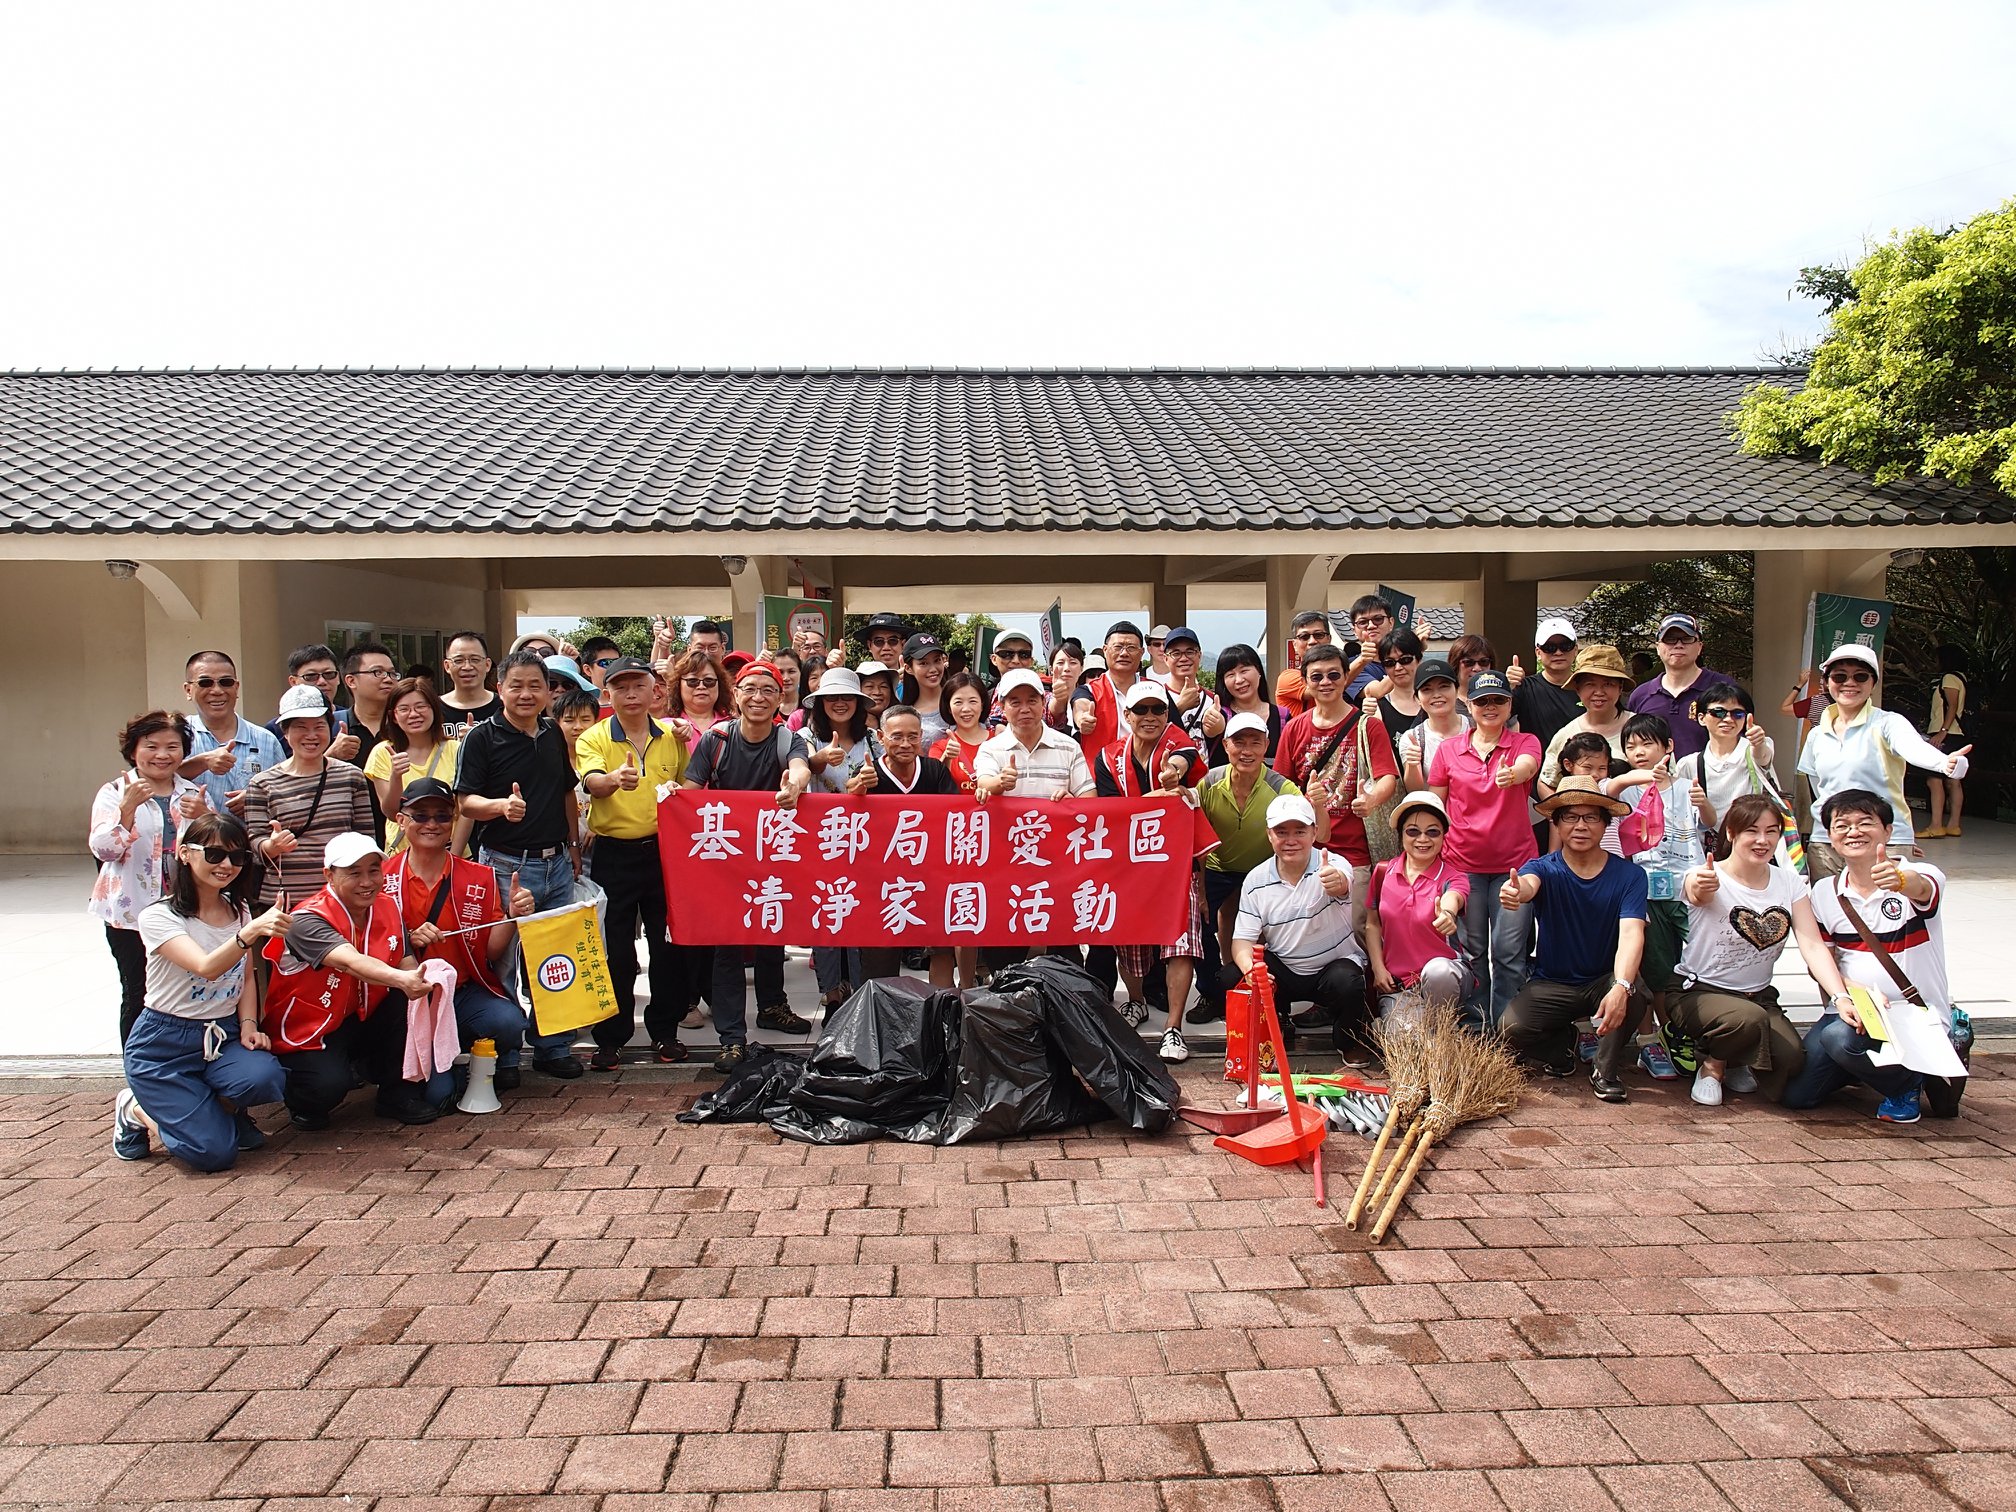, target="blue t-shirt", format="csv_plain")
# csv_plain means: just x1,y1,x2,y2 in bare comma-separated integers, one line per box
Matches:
1519,849,1649,984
